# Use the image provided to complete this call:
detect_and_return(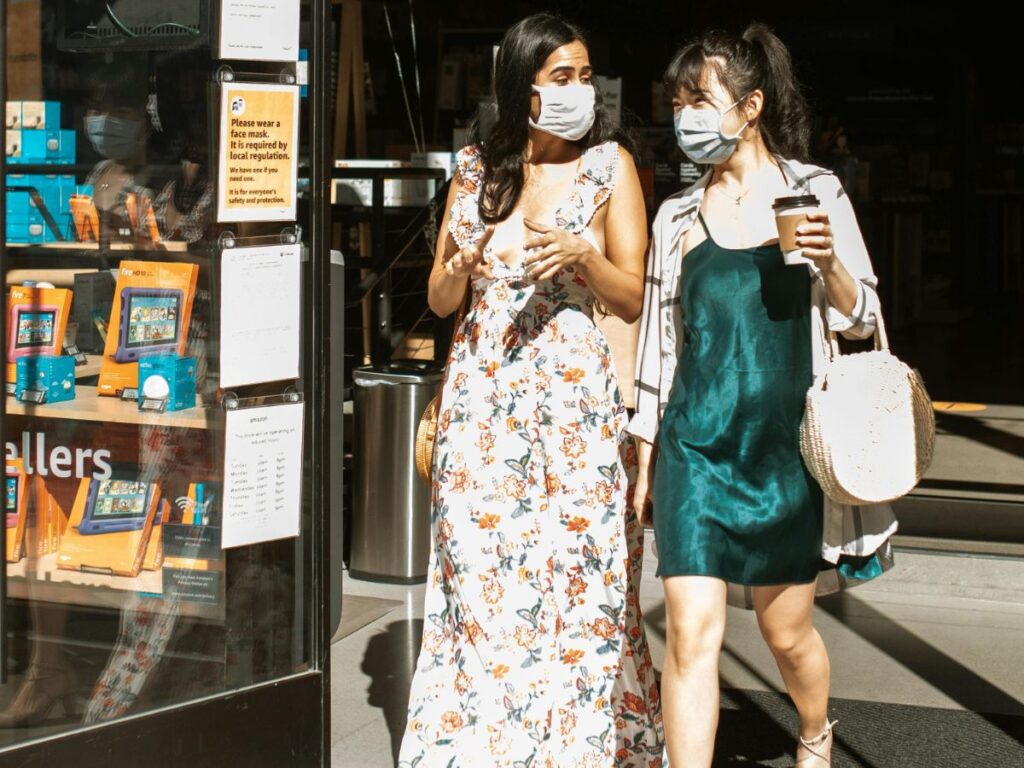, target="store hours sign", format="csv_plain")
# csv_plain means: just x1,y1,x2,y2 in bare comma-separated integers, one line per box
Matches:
217,82,300,223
